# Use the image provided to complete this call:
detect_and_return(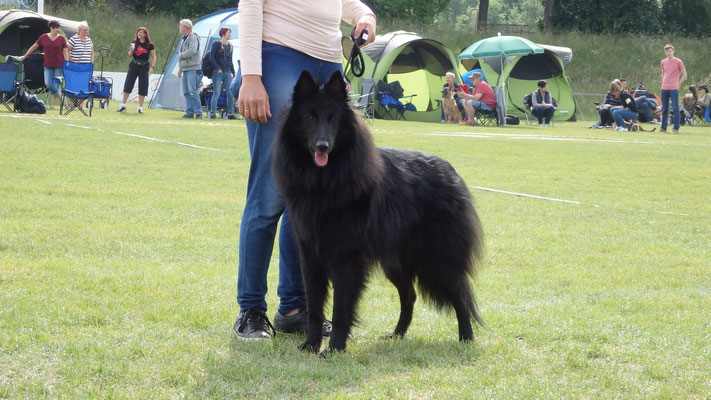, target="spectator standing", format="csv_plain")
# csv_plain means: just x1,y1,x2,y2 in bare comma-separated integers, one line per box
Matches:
67,24,94,64
177,19,202,119
208,27,237,120
117,27,156,114
19,20,68,110
234,0,376,339
660,44,687,133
